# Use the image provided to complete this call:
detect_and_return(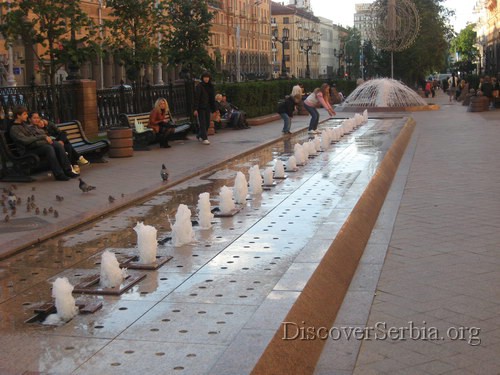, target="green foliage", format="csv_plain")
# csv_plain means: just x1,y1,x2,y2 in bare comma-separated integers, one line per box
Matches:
214,80,356,118
450,24,478,73
0,0,96,86
104,0,169,82
163,0,215,78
